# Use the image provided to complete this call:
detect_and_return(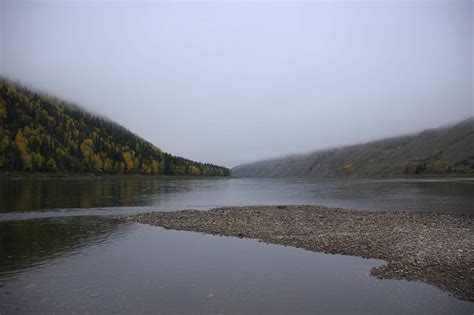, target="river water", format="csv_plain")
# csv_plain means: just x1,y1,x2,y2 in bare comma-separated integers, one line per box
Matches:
0,177,473,314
